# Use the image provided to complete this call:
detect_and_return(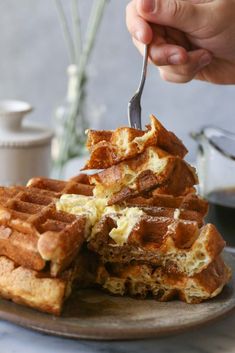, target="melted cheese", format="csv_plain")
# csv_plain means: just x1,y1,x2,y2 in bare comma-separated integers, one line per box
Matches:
106,207,144,246
173,208,181,220
134,129,154,151
133,115,157,151
56,195,107,236
57,195,144,245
